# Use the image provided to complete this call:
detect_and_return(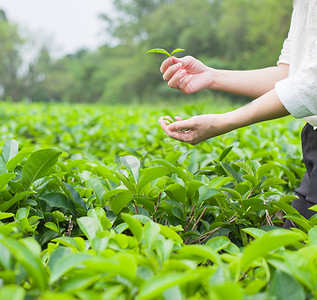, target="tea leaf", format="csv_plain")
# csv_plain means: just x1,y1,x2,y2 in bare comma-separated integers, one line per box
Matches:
171,48,186,56
147,48,171,57
22,149,62,190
